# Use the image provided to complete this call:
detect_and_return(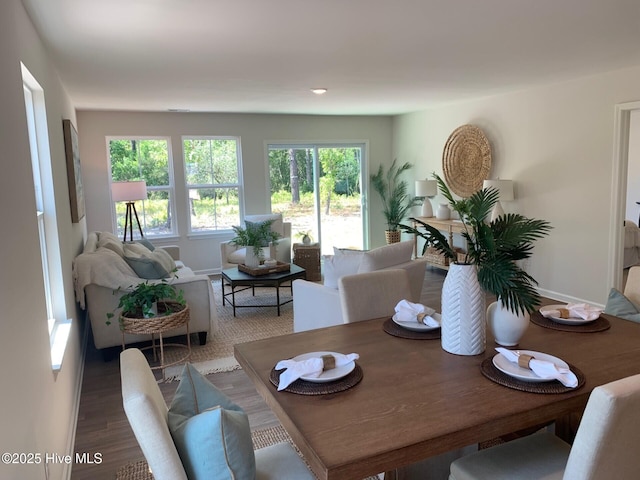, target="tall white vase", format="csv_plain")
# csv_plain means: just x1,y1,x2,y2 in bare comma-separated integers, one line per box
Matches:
441,263,486,355
487,298,530,346
244,248,261,267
